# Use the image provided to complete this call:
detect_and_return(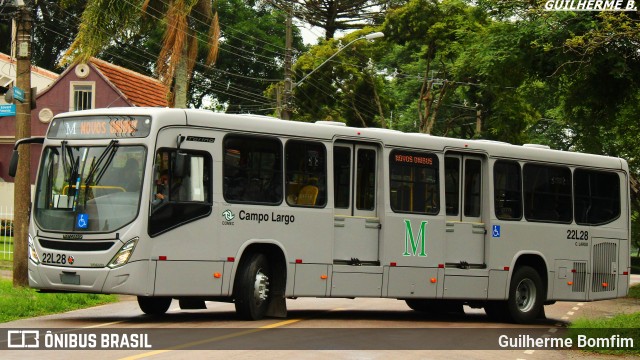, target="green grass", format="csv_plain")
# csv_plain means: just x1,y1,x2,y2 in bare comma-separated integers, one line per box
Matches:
567,284,640,355
0,278,118,323
629,283,640,299
0,236,13,261
0,235,13,257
